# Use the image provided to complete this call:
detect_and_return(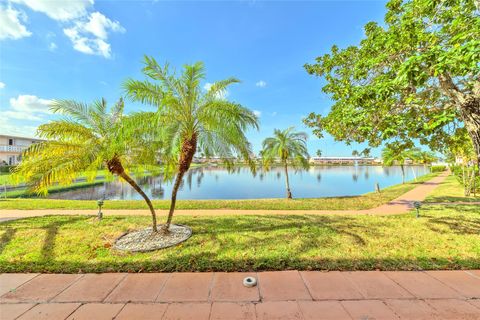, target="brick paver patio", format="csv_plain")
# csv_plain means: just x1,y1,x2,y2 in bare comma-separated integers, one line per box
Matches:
1,270,480,319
